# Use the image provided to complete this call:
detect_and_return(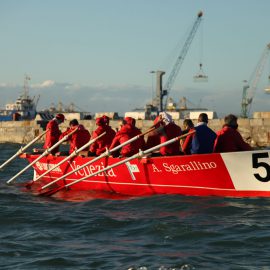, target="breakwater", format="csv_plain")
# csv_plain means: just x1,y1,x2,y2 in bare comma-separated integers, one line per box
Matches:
0,118,269,147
